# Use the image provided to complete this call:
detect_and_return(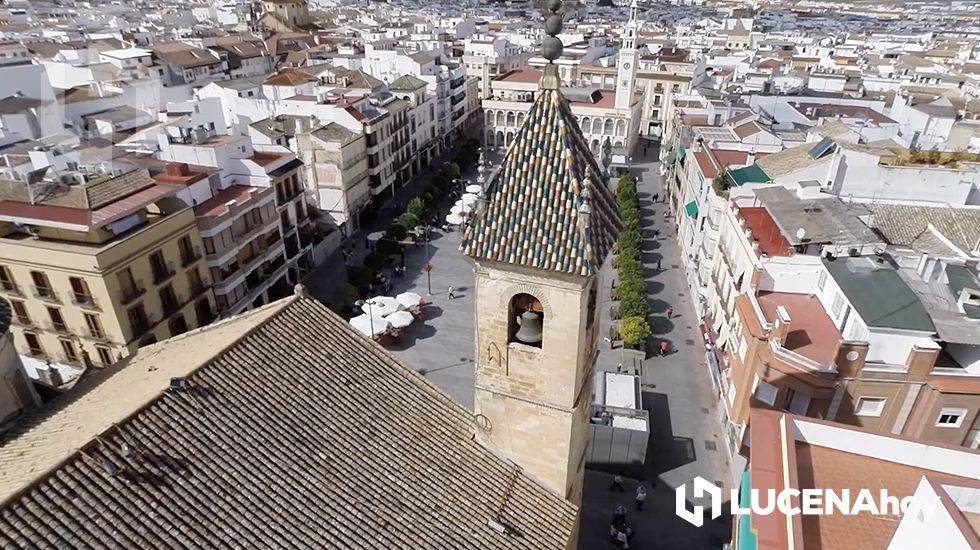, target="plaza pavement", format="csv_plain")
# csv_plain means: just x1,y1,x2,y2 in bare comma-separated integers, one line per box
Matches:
303,142,731,548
